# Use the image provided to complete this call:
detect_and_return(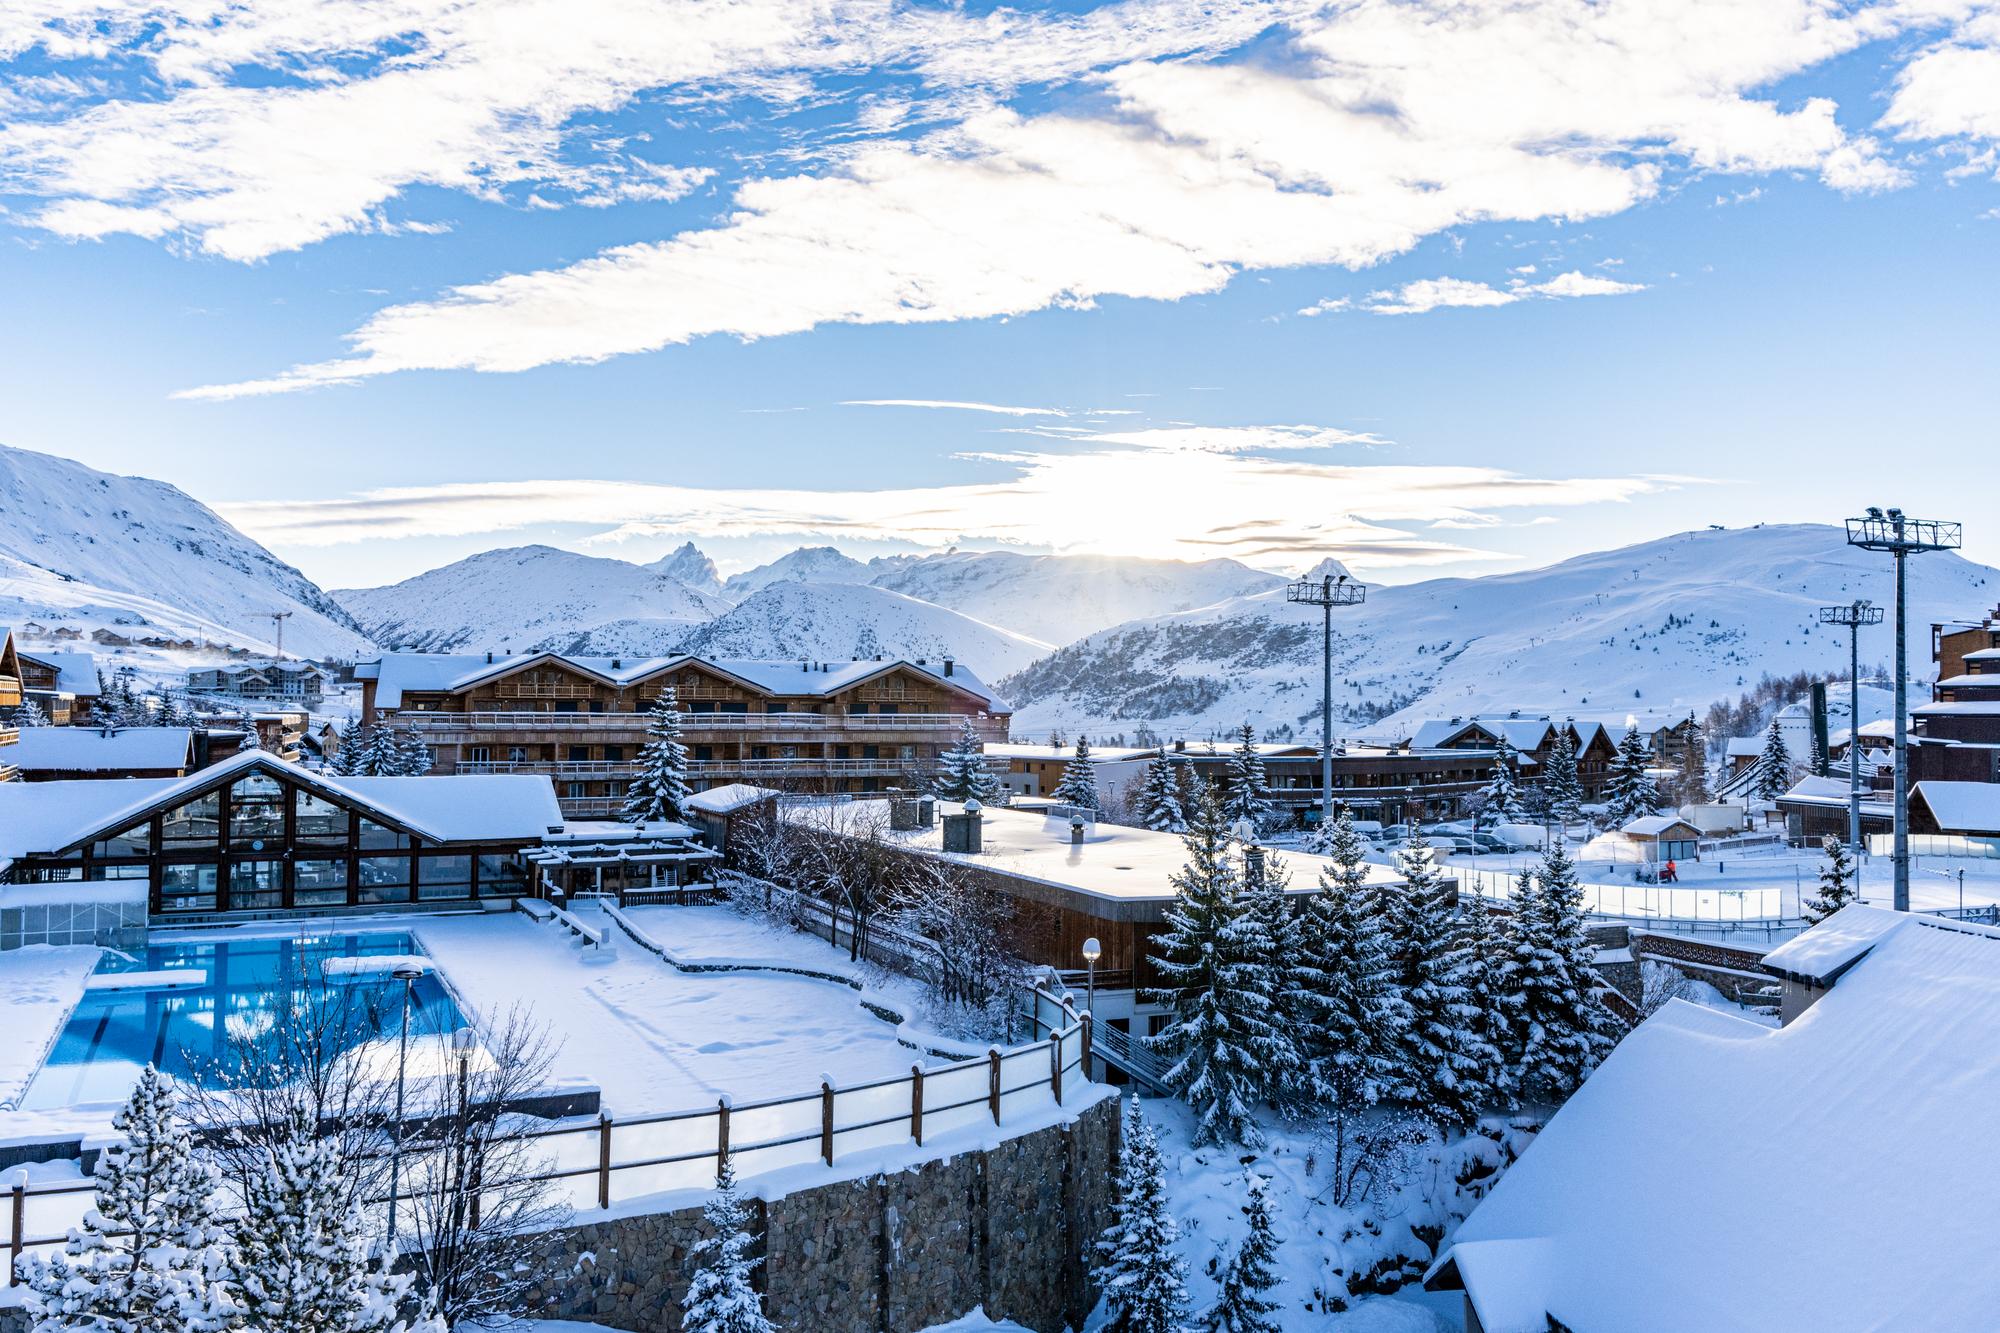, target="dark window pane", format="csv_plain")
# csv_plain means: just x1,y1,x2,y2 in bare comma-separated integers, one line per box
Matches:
162,793,221,847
